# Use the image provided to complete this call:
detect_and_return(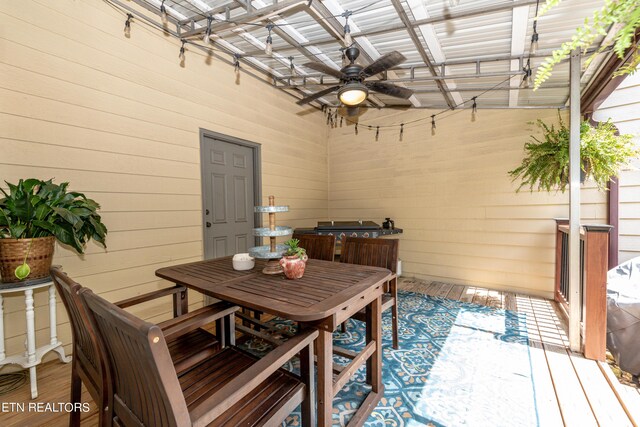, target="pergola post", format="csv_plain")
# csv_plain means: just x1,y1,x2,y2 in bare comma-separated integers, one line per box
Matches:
568,49,582,352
